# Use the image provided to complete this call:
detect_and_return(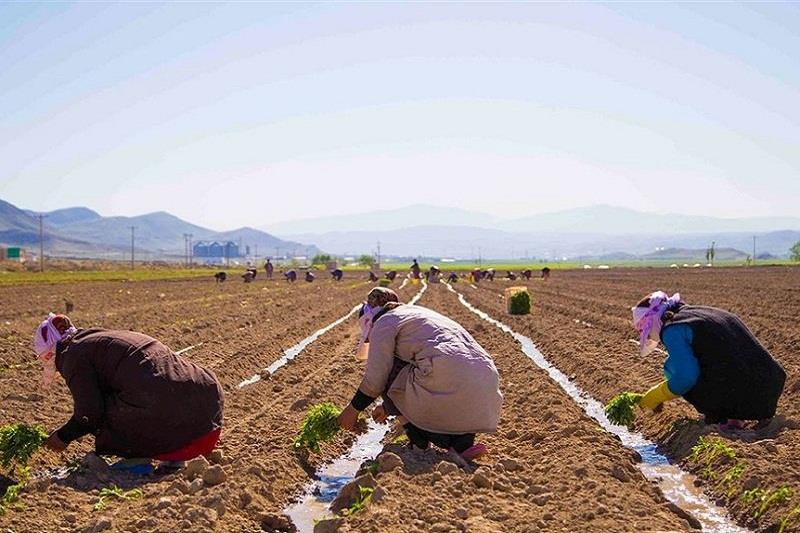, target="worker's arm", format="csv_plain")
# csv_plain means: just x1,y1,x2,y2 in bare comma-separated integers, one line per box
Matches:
355,317,398,403
640,325,699,410
341,316,398,430
56,351,104,444
662,324,700,395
